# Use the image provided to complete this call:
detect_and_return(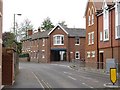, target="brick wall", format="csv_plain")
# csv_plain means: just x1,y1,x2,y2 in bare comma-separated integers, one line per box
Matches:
85,1,98,64
69,37,85,61
98,6,120,70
